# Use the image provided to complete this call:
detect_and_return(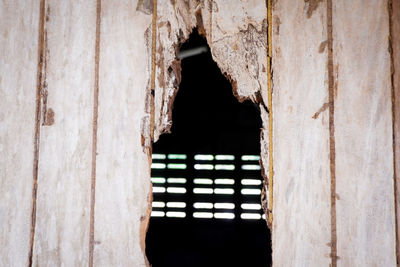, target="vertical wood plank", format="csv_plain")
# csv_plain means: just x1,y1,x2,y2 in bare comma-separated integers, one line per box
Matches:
272,1,331,265
93,0,152,265
32,1,97,265
0,1,40,266
333,1,397,265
